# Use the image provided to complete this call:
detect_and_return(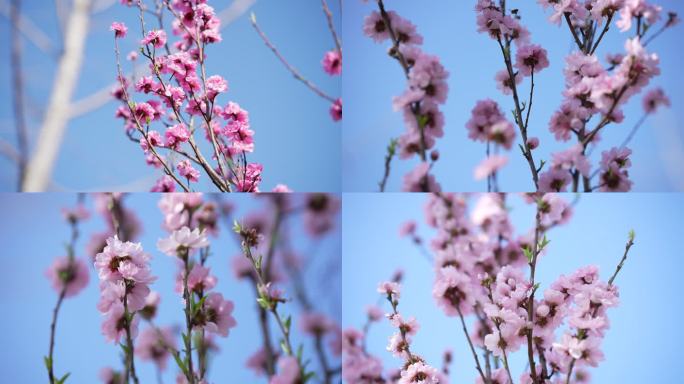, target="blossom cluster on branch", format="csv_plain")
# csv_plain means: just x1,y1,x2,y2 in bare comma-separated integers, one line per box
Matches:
111,0,292,193
343,193,635,384
365,0,677,192
44,192,341,384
